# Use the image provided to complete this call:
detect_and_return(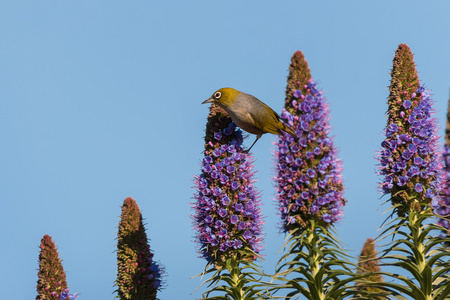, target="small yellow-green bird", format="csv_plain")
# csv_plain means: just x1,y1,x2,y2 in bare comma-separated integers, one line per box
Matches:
202,87,296,152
